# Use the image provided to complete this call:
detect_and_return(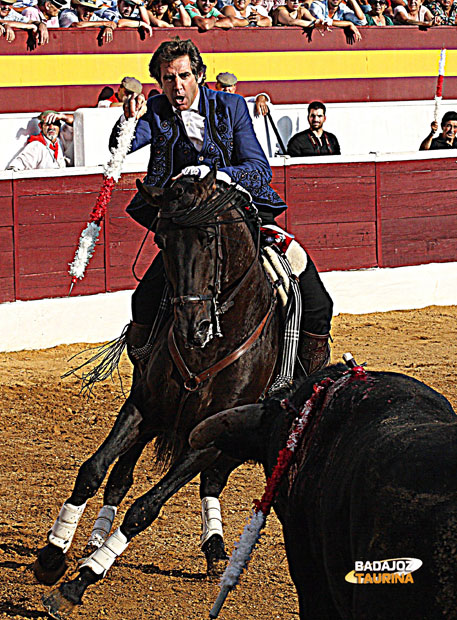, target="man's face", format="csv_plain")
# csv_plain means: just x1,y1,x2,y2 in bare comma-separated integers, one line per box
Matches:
440,0,451,10
44,0,60,15
286,0,300,9
118,0,135,17
215,81,237,93
40,119,61,143
234,0,248,10
442,120,457,143
117,85,134,102
197,0,216,15
160,55,200,111
328,0,341,9
76,4,95,20
308,108,326,131
0,1,12,18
